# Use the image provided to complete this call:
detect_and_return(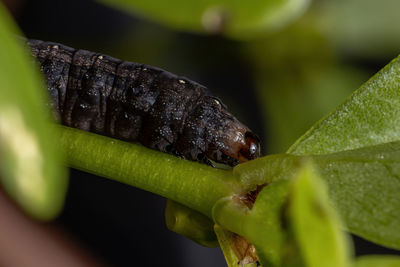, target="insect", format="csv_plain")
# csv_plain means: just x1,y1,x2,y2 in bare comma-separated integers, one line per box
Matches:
27,39,260,166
